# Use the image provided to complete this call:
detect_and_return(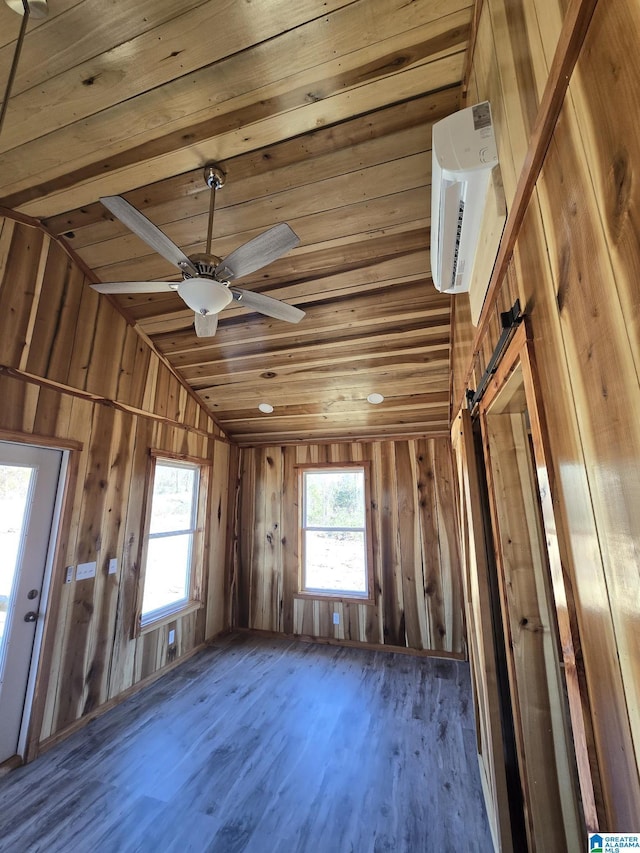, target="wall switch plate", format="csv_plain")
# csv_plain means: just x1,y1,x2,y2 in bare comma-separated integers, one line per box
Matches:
76,561,97,581
168,629,176,645
64,566,74,584
333,612,340,625
108,558,117,575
